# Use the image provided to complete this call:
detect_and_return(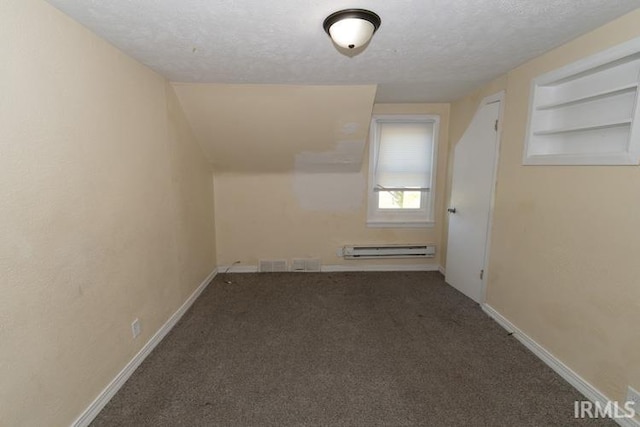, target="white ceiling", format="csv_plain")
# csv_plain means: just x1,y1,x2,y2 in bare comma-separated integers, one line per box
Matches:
46,0,640,102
